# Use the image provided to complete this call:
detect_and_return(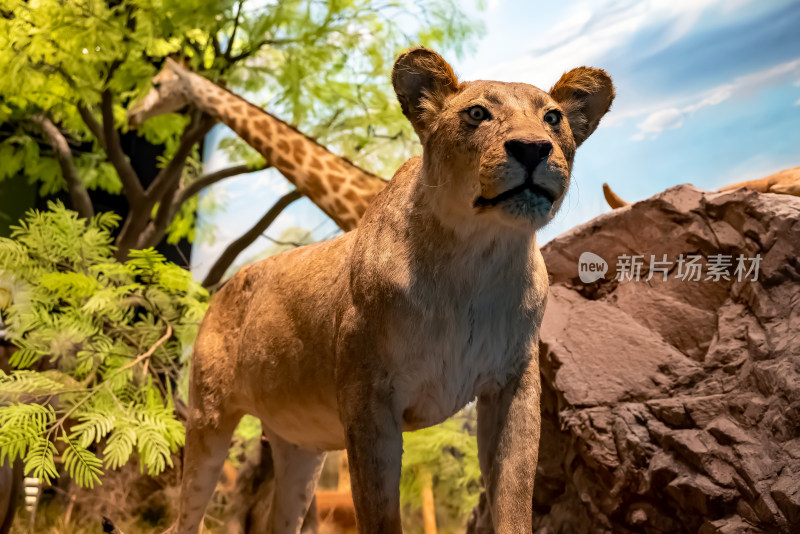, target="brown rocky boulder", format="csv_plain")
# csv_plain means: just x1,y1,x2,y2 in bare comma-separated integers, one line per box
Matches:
470,184,800,533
